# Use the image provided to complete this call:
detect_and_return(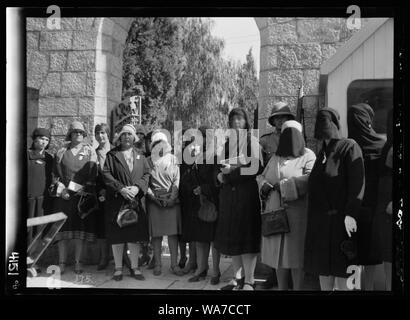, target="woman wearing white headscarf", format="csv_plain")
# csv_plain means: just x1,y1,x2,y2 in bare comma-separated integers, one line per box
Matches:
146,131,184,276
